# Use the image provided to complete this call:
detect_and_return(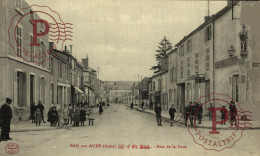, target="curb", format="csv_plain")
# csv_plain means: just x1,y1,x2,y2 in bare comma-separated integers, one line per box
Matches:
125,105,260,130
